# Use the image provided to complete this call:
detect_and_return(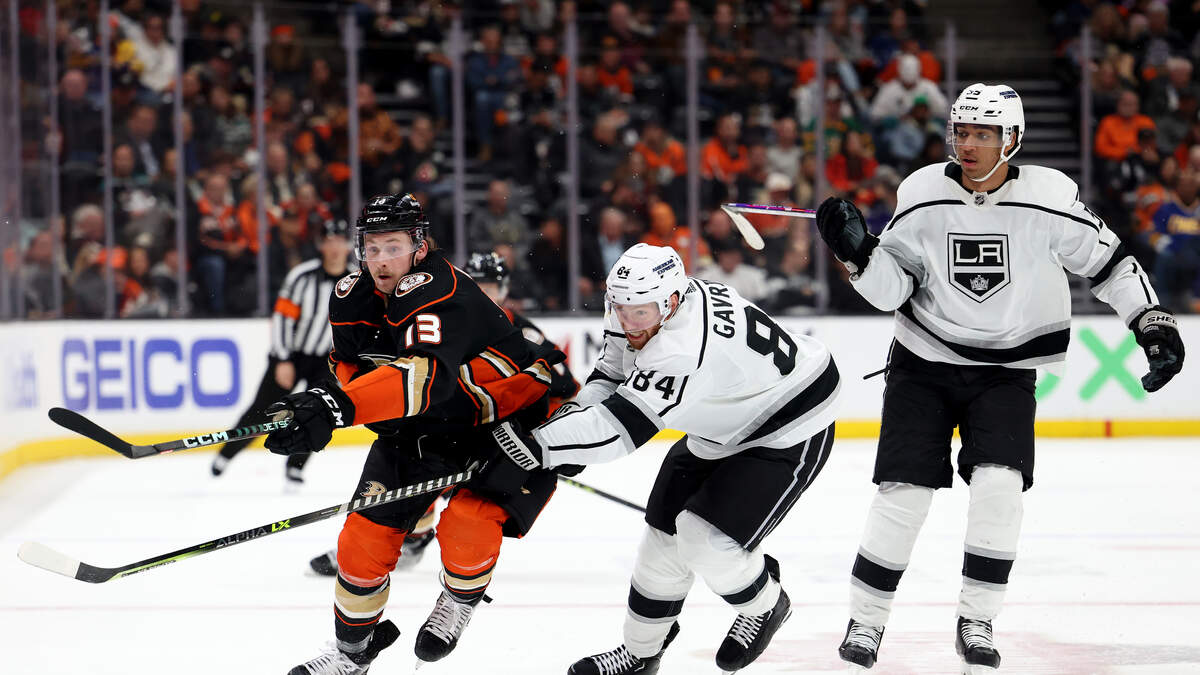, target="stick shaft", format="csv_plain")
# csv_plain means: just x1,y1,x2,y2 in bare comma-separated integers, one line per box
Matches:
48,407,291,459
559,476,646,513
723,203,817,218
20,470,472,583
